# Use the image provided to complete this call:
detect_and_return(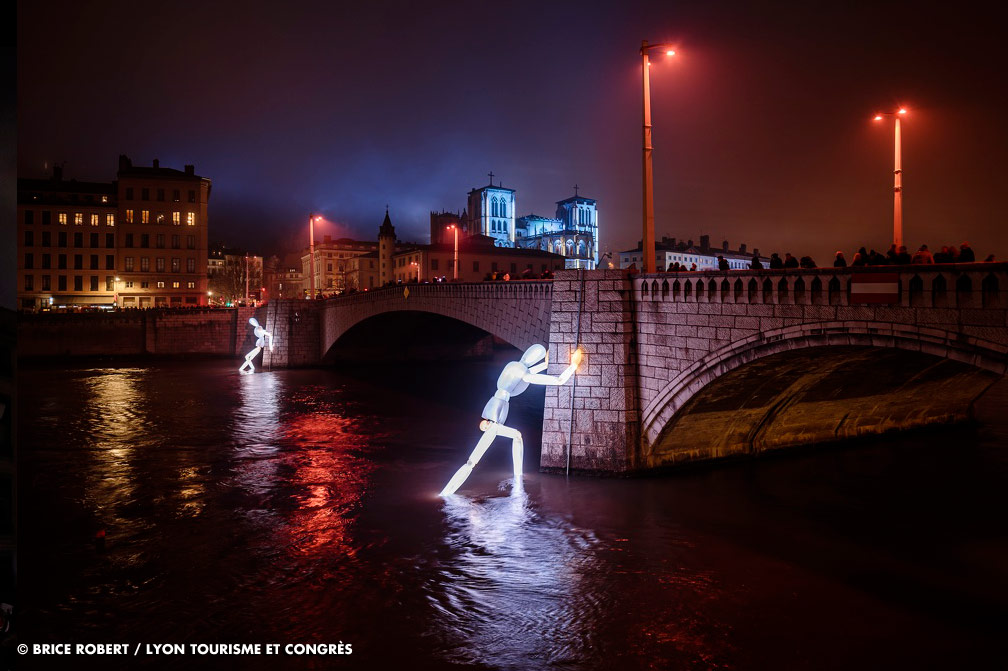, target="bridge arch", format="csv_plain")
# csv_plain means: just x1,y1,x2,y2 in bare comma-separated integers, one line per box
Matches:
319,282,554,360
640,321,1008,460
